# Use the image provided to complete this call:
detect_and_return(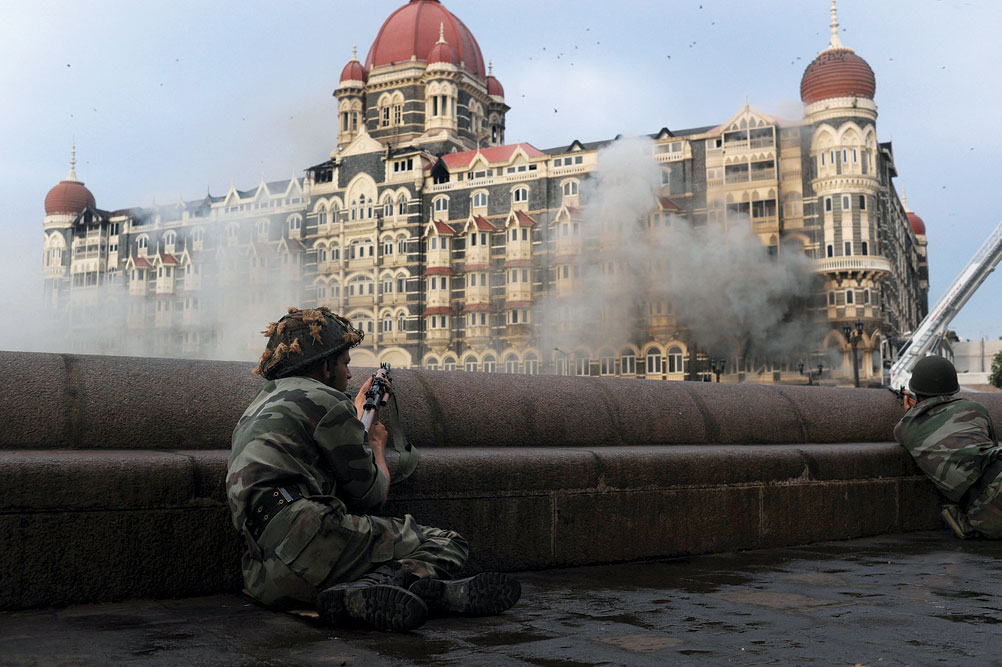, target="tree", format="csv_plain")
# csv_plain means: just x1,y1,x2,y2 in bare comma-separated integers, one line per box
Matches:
990,351,1002,389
